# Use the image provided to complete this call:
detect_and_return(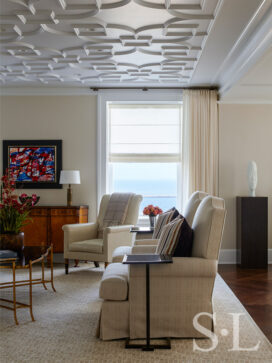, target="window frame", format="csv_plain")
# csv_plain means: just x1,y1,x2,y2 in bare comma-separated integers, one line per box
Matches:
97,90,182,219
